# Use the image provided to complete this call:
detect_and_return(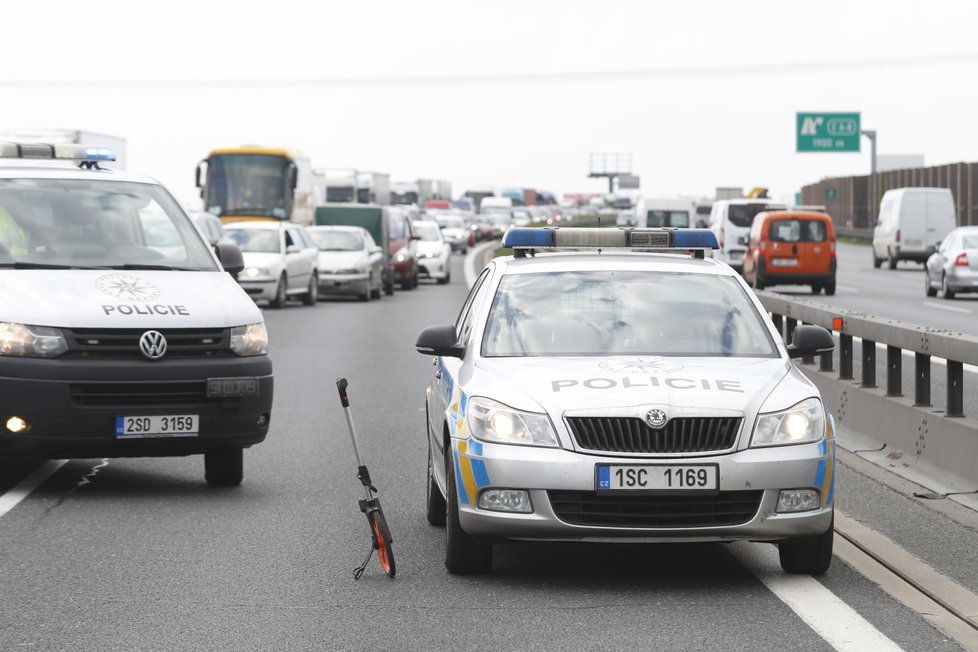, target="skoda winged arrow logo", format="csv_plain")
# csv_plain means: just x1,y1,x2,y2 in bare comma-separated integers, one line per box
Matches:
139,331,167,360
645,409,668,429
